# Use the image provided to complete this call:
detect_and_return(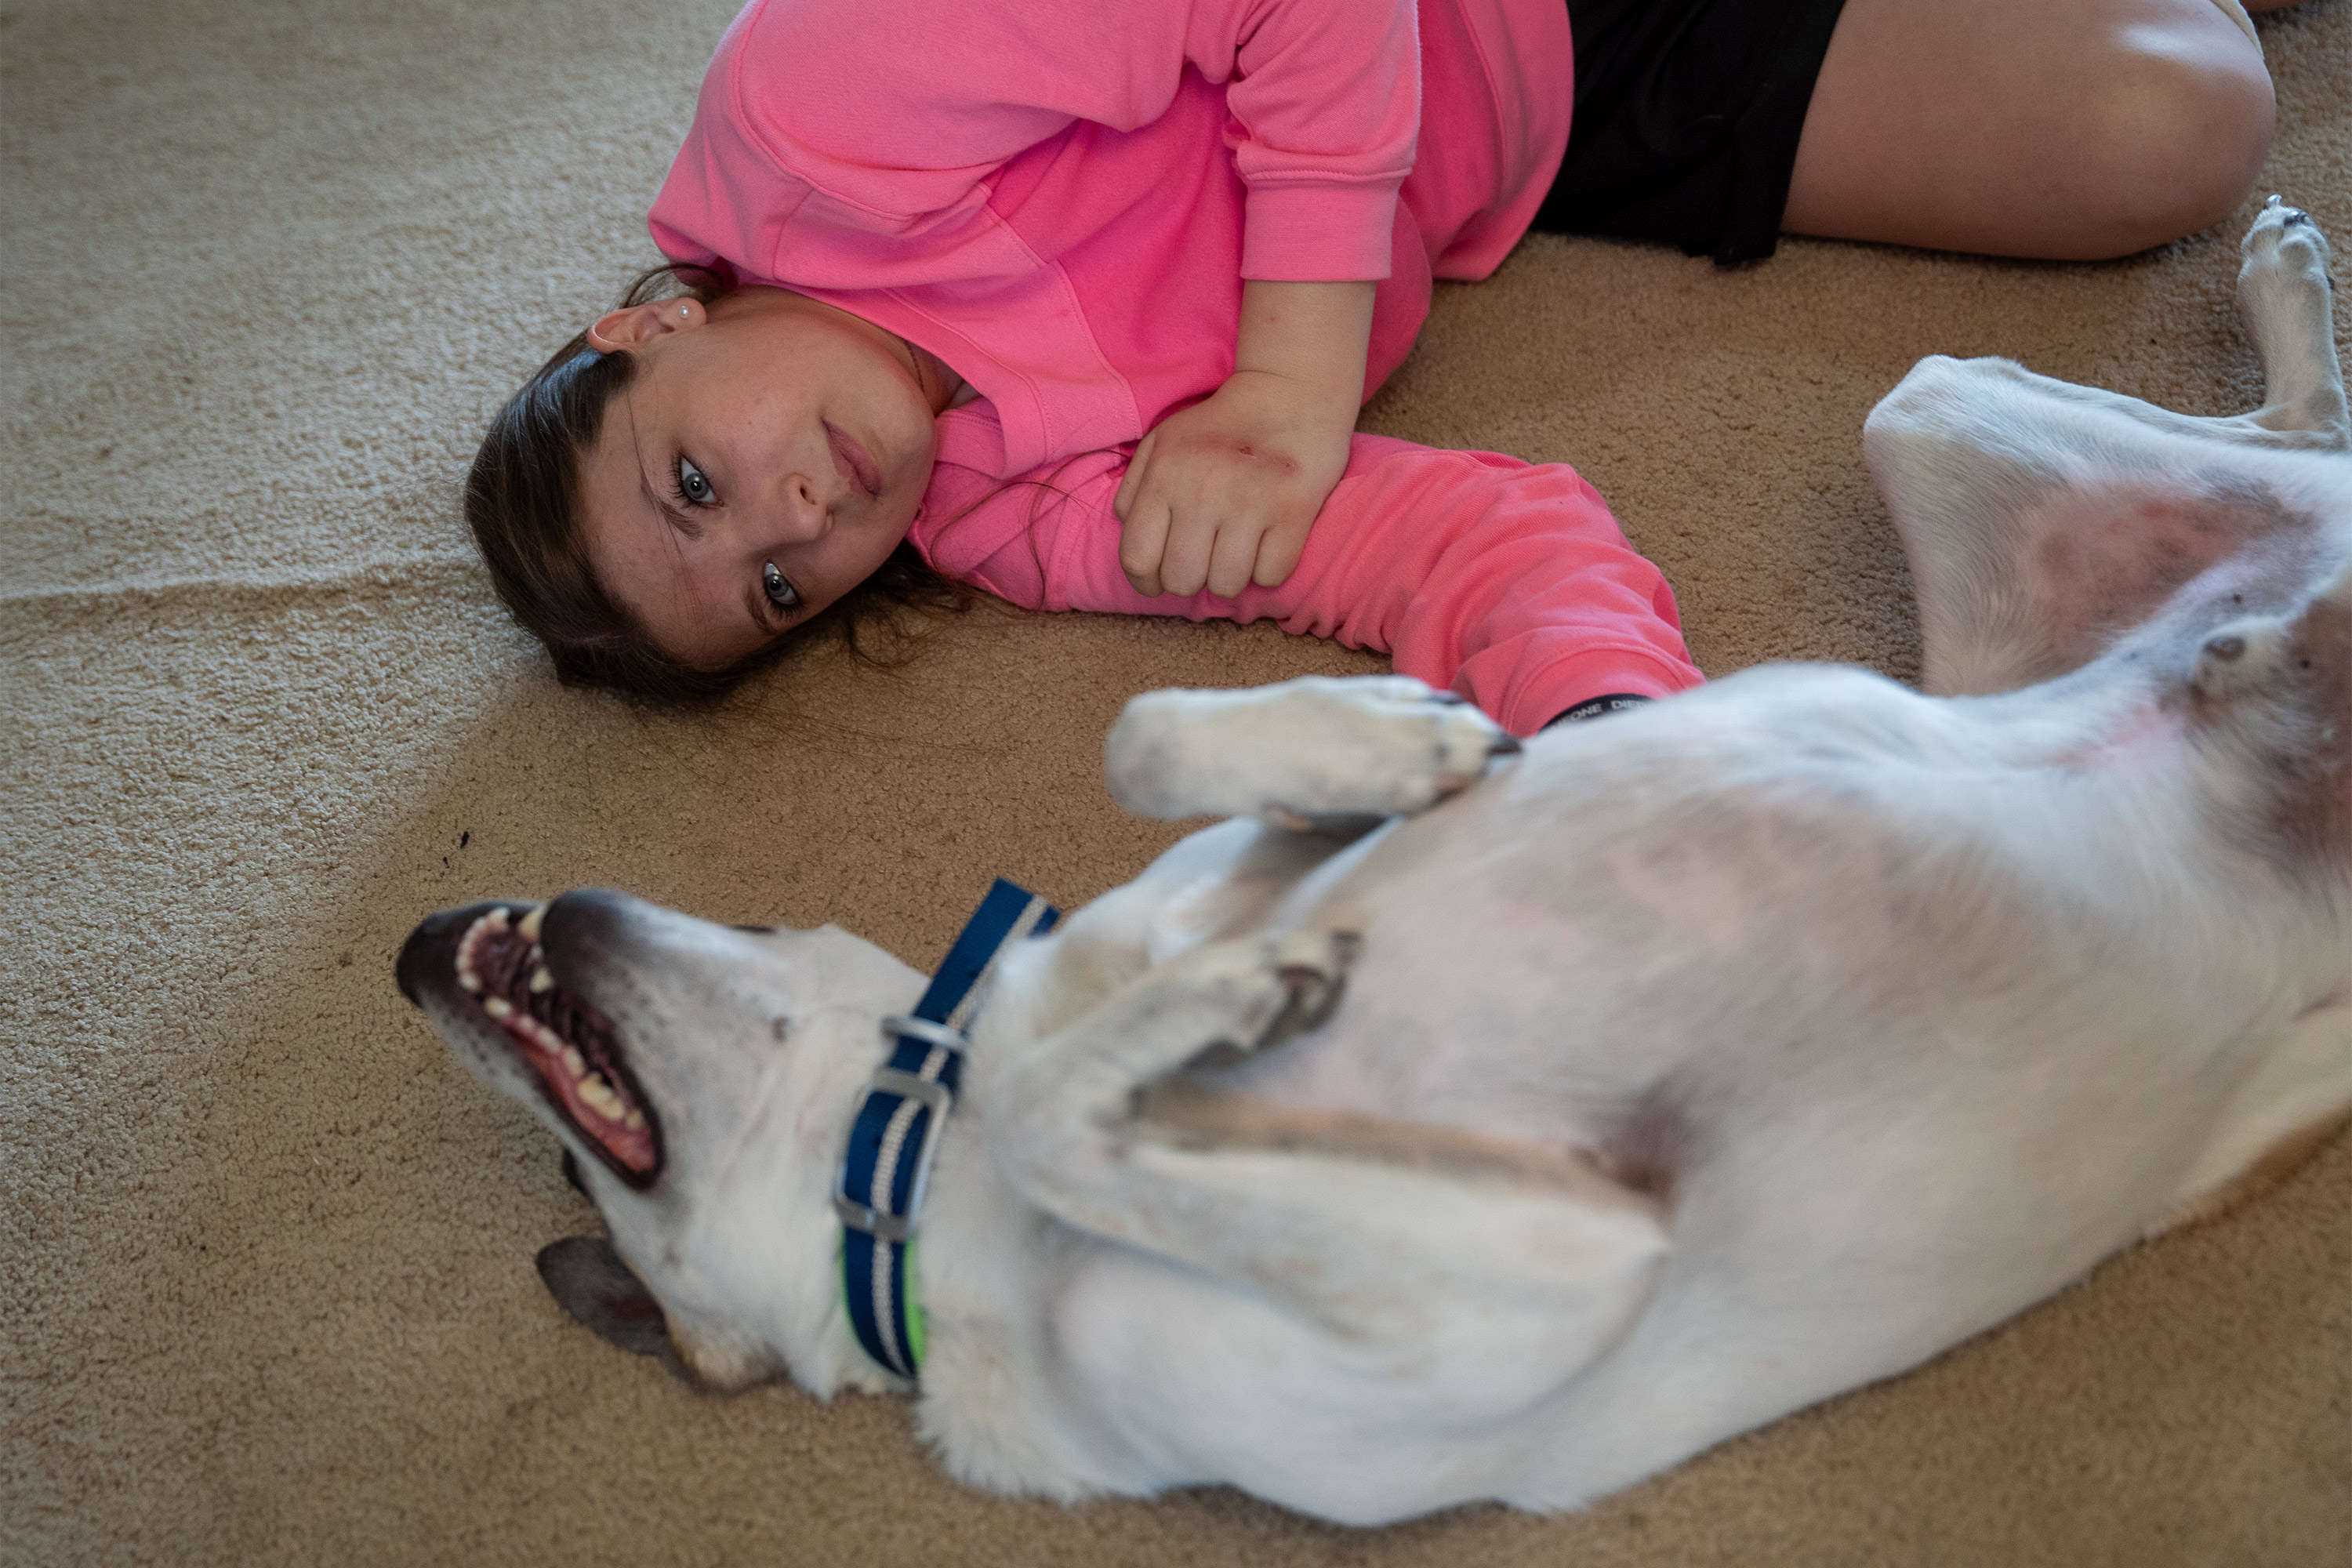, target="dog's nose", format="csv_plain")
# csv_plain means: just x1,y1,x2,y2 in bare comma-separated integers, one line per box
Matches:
395,911,453,1007
539,886,662,965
